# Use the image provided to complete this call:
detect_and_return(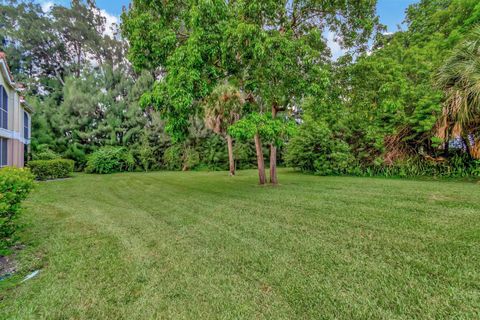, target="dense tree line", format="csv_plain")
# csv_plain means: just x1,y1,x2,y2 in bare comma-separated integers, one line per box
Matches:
1,0,257,171
1,0,480,179
337,0,480,164
287,0,480,177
